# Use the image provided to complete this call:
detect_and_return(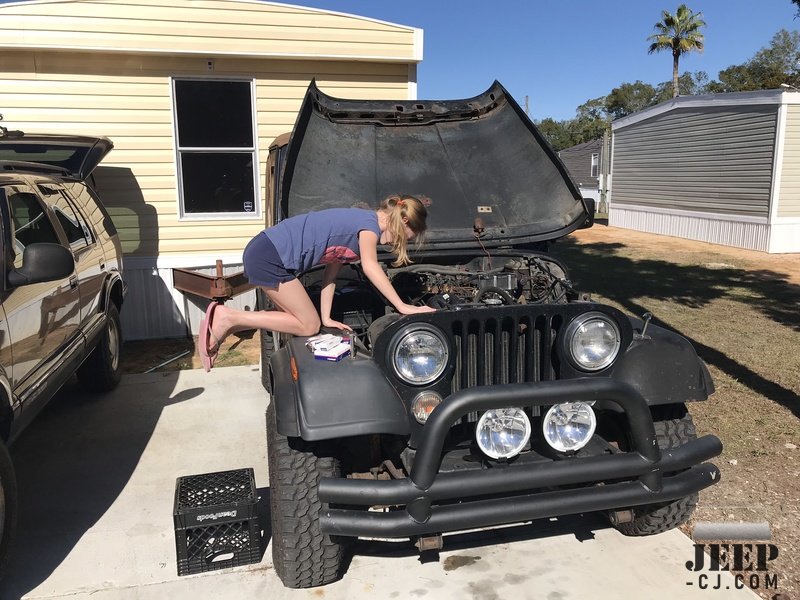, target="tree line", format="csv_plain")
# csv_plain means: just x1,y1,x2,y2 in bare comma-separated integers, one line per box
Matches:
537,28,800,152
